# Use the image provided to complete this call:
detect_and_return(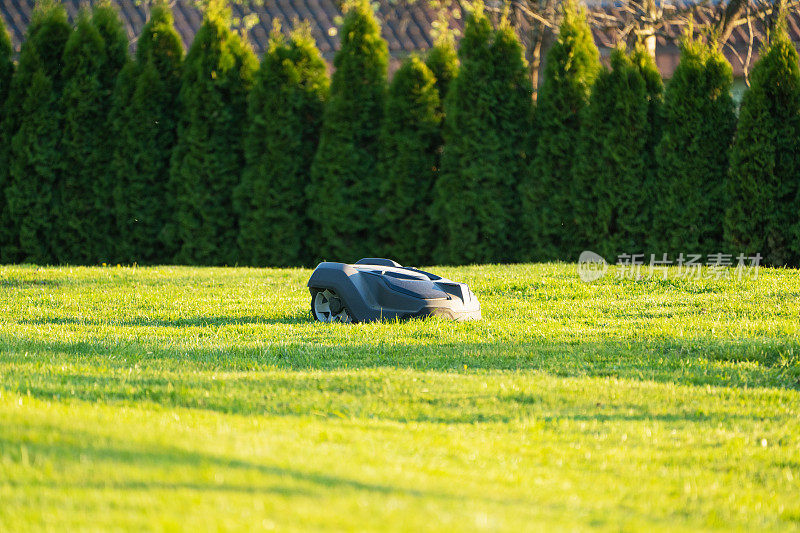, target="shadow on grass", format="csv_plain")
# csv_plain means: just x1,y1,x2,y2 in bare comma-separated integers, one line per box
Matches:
3,368,792,424
0,279,62,288
2,334,798,376
20,315,308,327
0,424,521,506
1,334,798,420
